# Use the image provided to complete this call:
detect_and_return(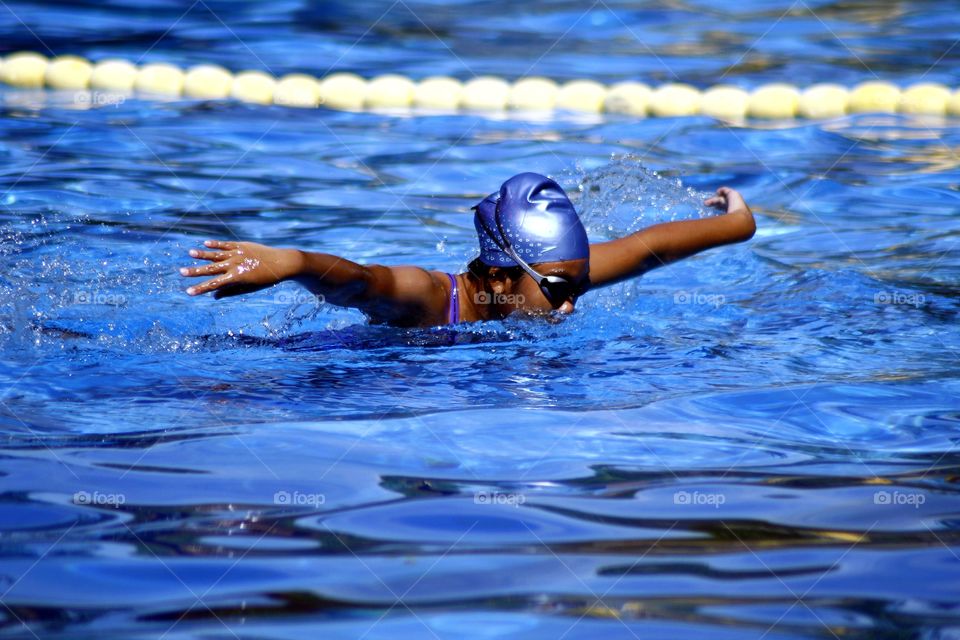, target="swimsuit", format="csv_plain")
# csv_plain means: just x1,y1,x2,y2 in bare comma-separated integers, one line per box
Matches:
446,273,460,325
